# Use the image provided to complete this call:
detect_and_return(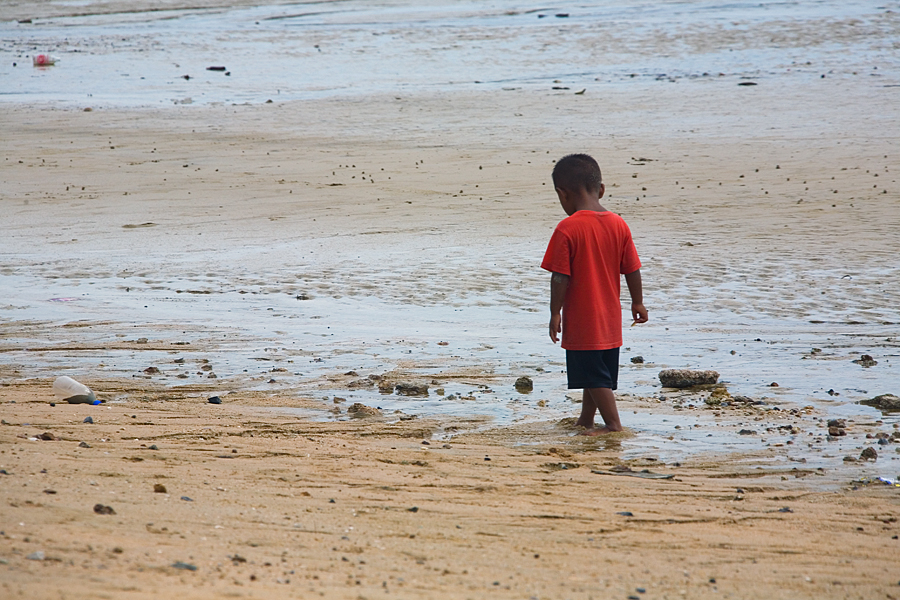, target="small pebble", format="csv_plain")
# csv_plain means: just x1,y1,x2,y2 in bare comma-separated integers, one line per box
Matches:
208,396,222,404
154,484,167,493
181,496,193,502
149,444,158,450
93,504,115,515
78,441,91,448
172,561,197,571
617,511,634,517
83,416,93,424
